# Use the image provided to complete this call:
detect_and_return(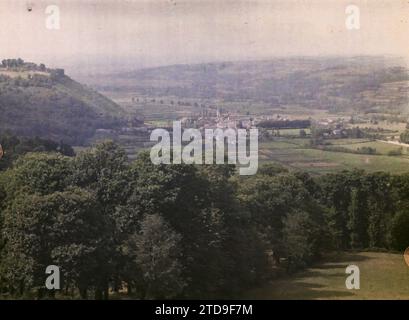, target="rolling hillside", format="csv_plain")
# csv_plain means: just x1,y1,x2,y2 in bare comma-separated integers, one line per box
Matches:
0,59,127,145
89,56,409,114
